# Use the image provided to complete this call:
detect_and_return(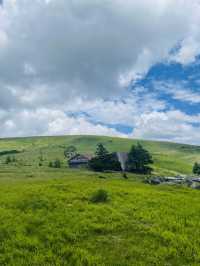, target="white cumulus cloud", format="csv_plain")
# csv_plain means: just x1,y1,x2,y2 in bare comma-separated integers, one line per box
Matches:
0,0,200,141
